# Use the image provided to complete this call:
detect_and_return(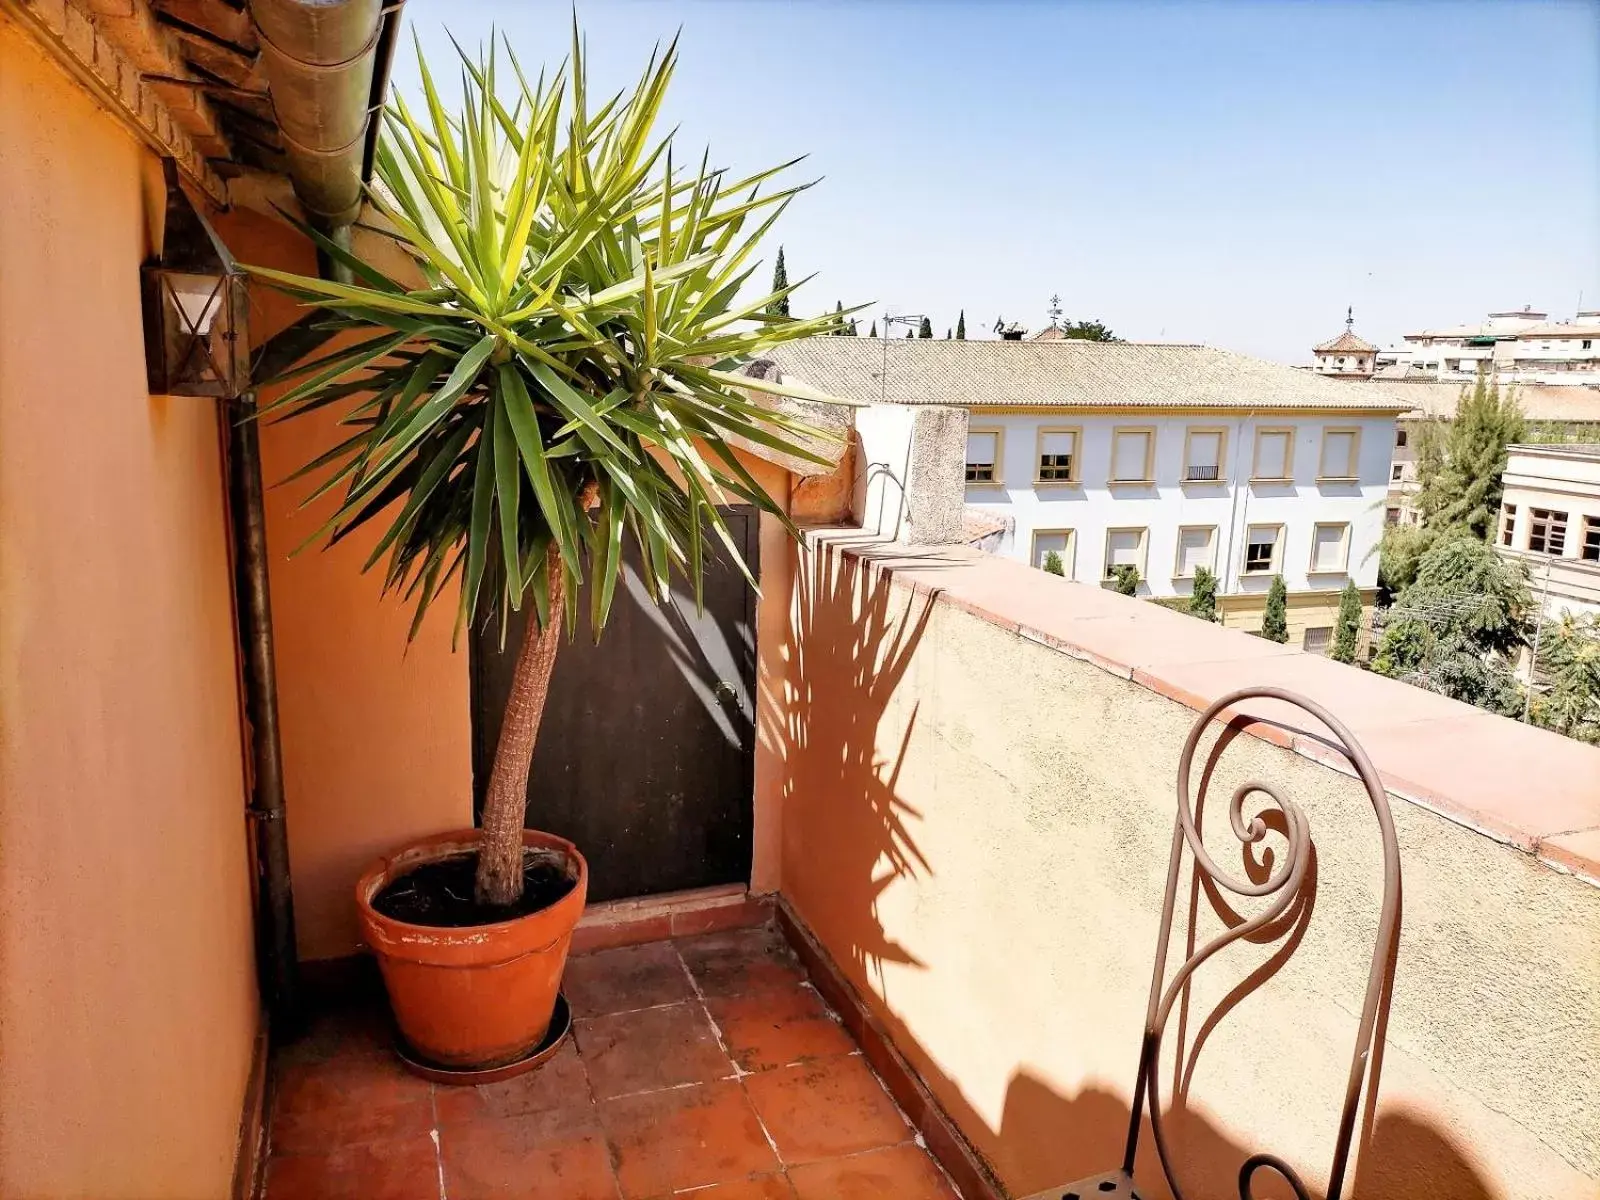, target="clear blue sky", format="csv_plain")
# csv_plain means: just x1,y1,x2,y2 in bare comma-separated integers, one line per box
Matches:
394,0,1600,363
